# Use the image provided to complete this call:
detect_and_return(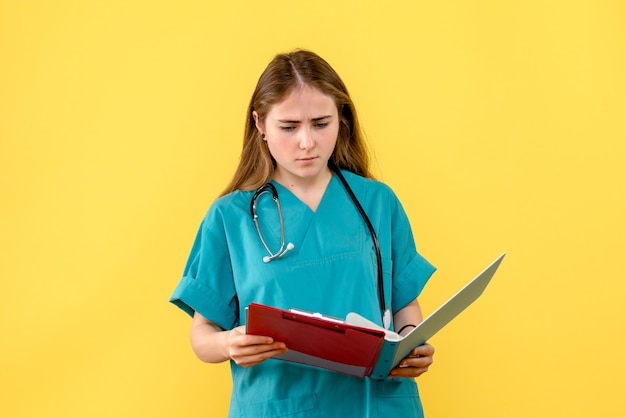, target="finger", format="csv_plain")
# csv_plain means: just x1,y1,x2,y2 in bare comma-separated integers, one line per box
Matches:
398,355,433,369
388,365,431,378
408,343,435,358
231,330,278,348
231,341,287,358
239,334,276,346
233,345,289,367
